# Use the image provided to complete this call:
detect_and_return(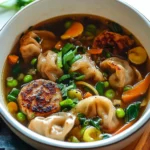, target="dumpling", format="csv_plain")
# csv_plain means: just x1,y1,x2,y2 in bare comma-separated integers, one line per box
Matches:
20,31,41,63
73,96,120,132
93,31,134,53
70,54,104,81
34,30,57,51
100,57,135,88
37,50,63,81
28,112,76,141
20,30,56,63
